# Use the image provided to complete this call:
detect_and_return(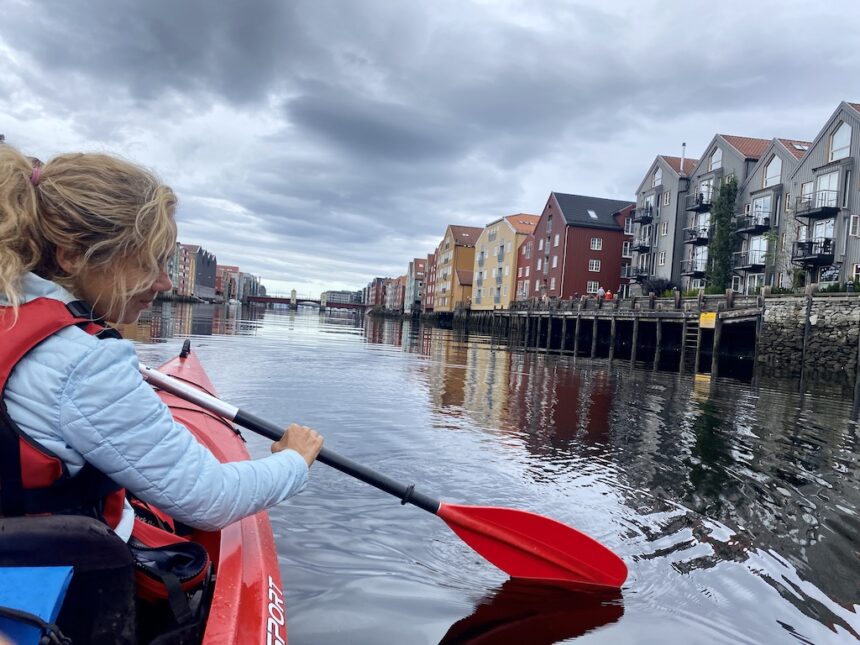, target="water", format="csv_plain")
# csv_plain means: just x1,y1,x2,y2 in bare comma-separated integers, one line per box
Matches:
128,302,859,644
